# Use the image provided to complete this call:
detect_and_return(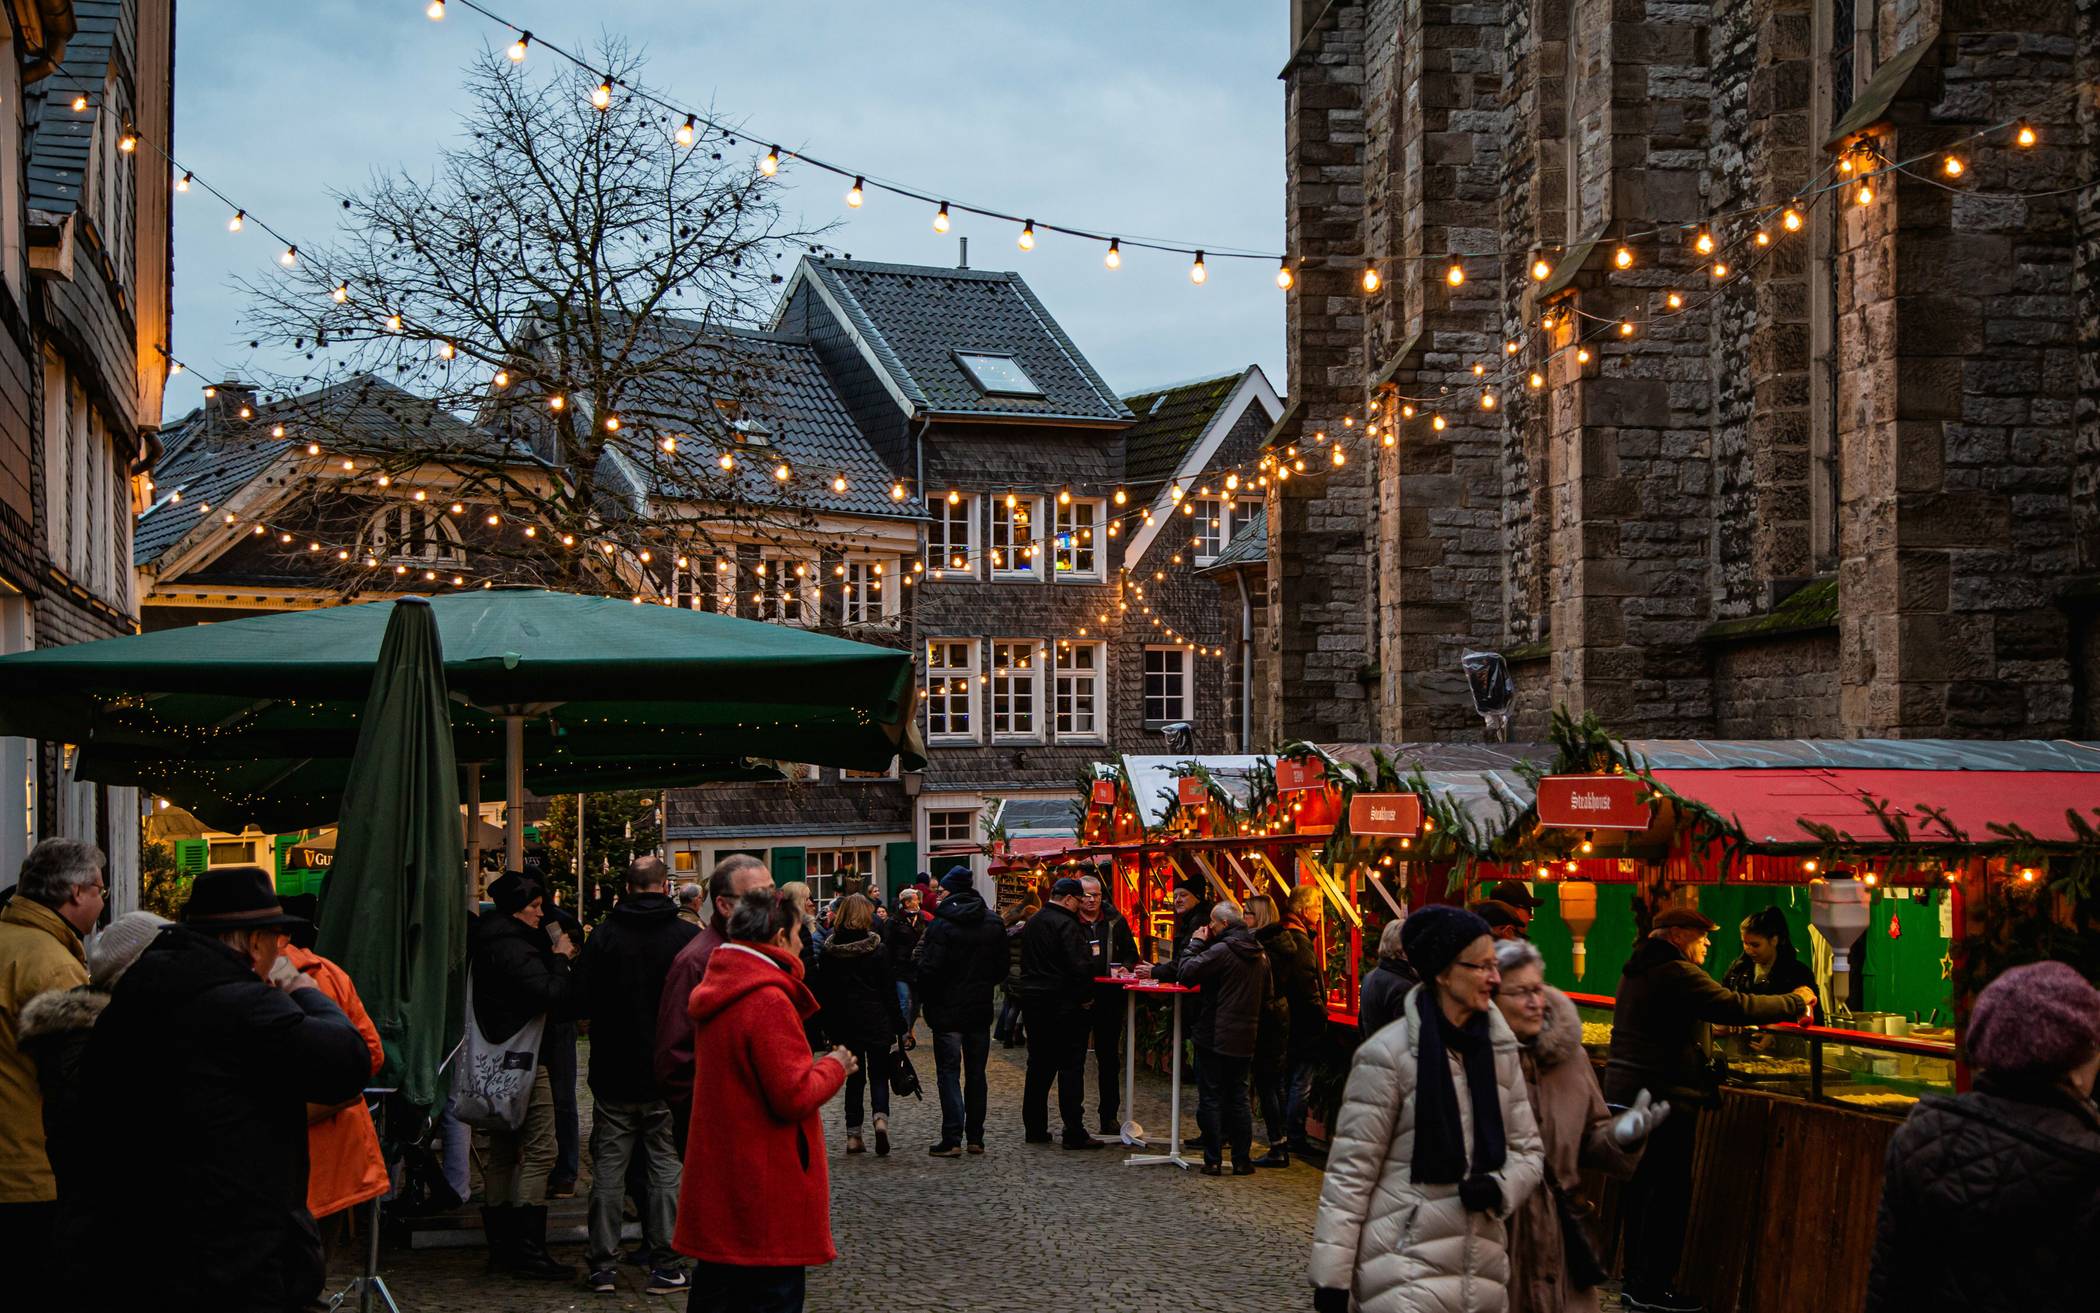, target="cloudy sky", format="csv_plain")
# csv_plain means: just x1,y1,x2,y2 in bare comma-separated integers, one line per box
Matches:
164,1,1286,422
